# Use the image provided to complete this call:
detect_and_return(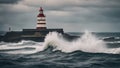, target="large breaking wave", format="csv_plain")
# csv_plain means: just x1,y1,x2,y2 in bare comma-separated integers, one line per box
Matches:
0,31,120,54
